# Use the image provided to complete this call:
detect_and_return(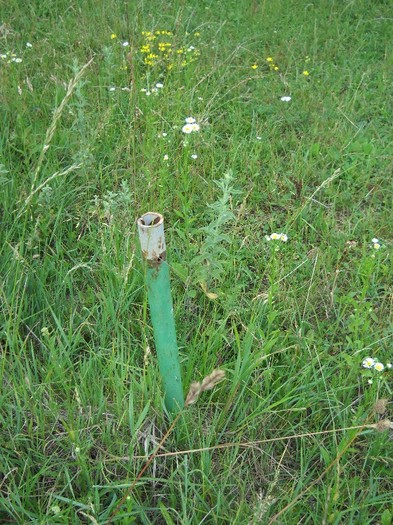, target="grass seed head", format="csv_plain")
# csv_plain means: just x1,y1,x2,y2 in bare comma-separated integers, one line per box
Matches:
185,382,202,406
185,370,225,406
373,398,388,415
201,369,226,391
375,419,392,432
